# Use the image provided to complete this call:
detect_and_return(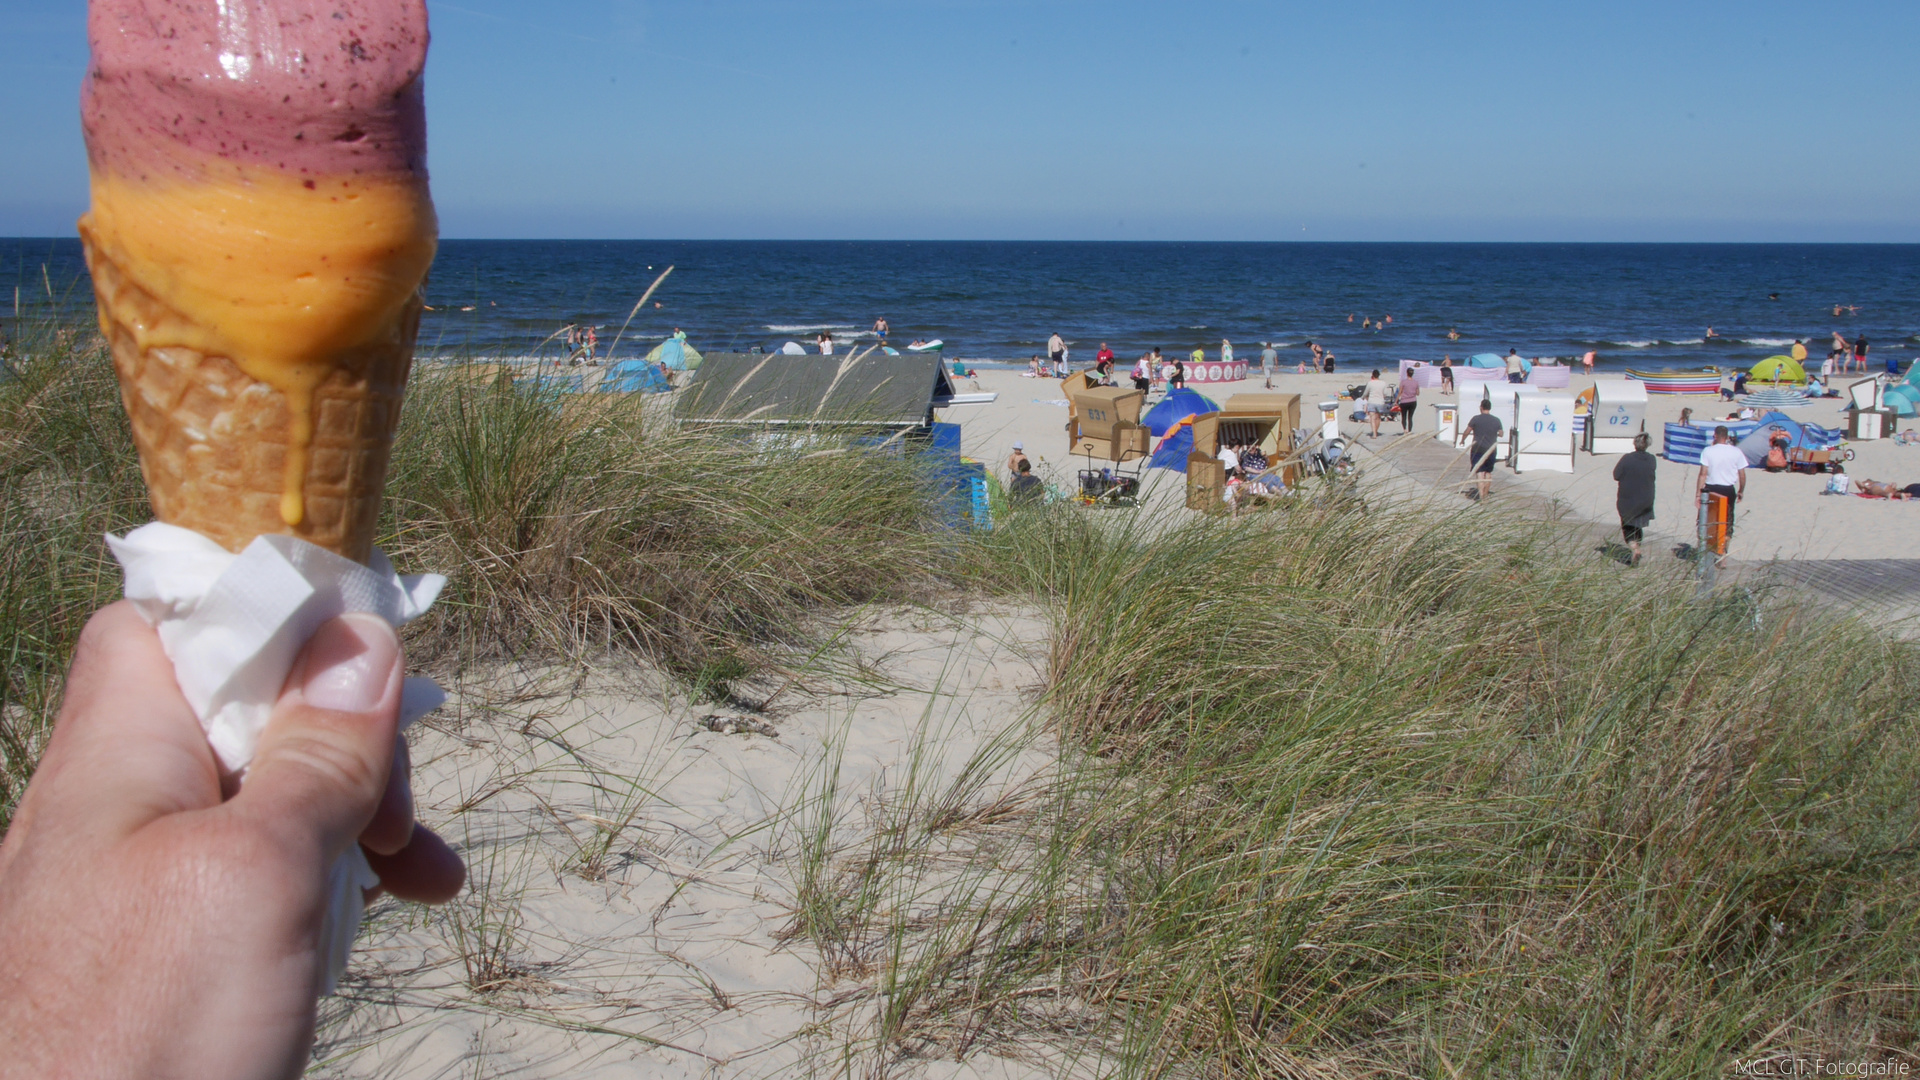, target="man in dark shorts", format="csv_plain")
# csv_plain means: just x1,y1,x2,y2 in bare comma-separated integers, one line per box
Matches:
1457,398,1503,501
